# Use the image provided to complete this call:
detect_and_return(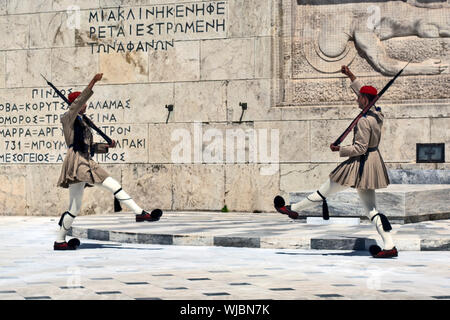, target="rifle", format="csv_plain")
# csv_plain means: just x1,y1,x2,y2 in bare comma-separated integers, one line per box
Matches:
41,74,113,145
332,60,412,146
